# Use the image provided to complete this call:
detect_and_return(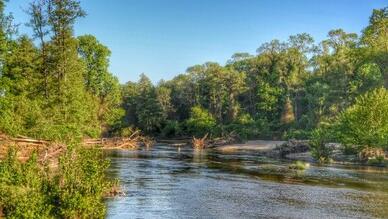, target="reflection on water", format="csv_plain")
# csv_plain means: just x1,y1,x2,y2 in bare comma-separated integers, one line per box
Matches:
105,144,388,219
